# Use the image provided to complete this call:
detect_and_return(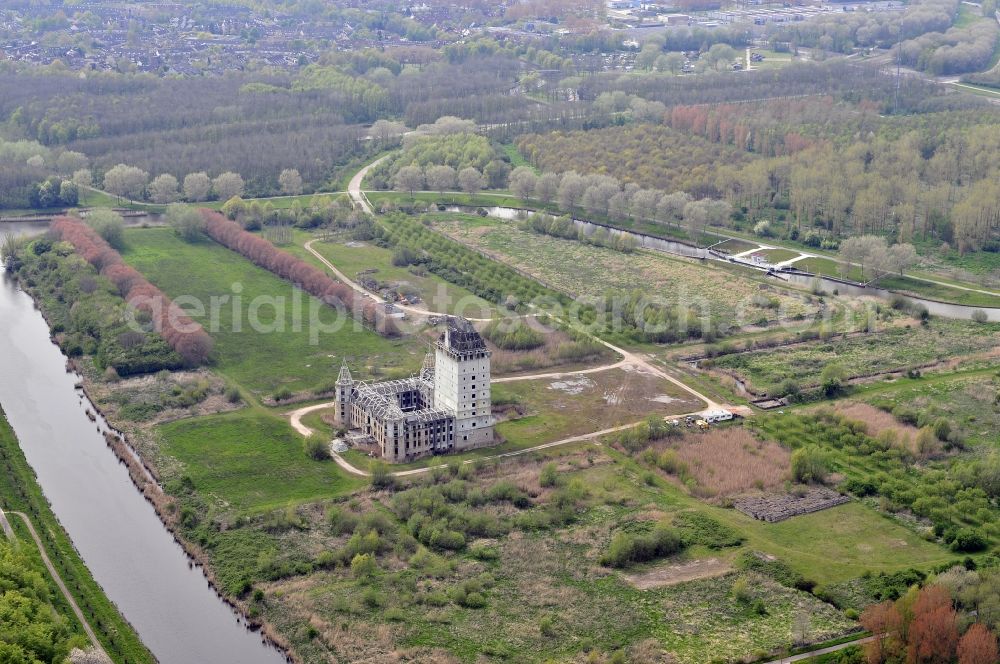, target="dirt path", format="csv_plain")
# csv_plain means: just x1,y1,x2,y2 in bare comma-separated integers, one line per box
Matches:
318,415,709,478
287,159,732,474
3,509,107,657
625,557,732,590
